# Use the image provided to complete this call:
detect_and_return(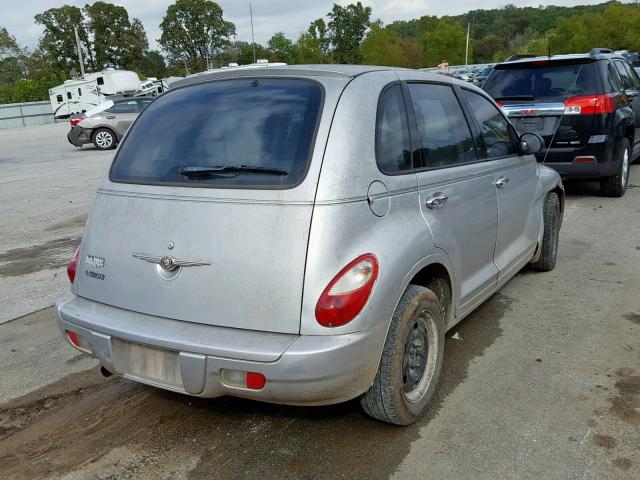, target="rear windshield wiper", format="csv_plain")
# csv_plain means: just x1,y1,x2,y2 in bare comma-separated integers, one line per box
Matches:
494,95,535,102
179,165,288,178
